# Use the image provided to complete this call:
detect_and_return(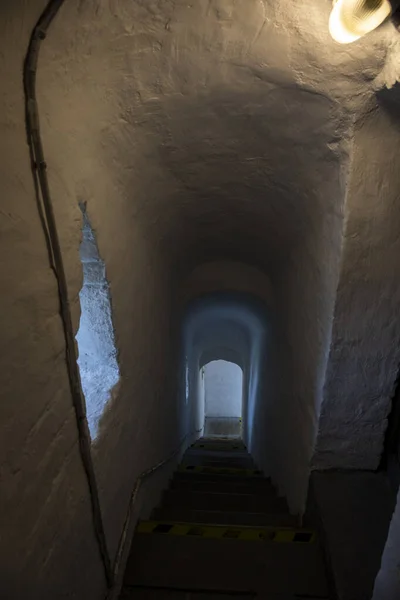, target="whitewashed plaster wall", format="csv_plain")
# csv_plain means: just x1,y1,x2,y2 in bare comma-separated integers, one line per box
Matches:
179,261,274,307
373,484,400,600
0,2,191,599
314,99,400,470
37,16,188,591
37,0,391,522
280,0,400,472
0,2,107,598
